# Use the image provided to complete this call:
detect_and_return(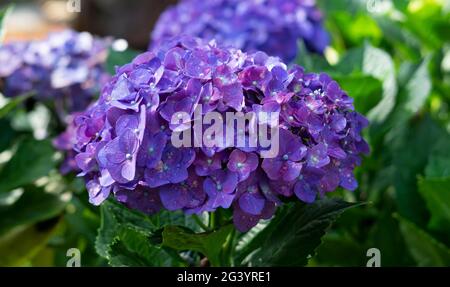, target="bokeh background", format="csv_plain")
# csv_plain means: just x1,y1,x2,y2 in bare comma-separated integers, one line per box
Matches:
1,0,176,48
0,0,449,266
